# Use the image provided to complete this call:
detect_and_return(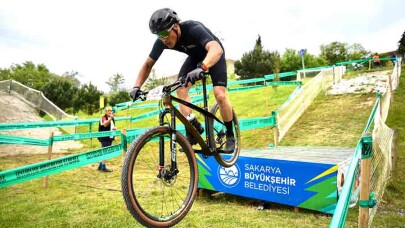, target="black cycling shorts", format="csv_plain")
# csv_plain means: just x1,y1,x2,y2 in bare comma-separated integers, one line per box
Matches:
178,55,227,87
